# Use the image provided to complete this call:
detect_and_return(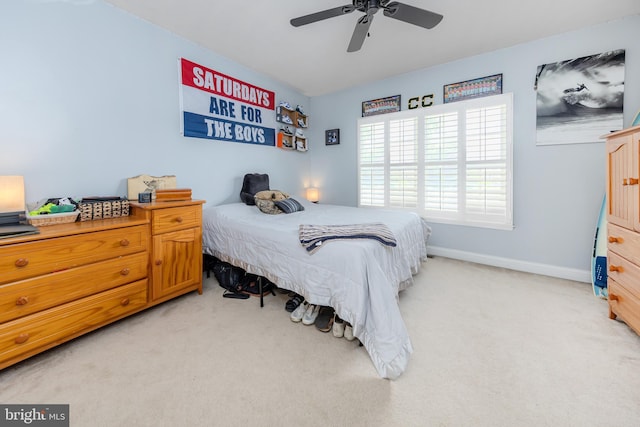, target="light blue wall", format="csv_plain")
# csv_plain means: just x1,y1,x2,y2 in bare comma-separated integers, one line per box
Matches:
309,15,640,278
0,0,311,207
1,0,638,279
